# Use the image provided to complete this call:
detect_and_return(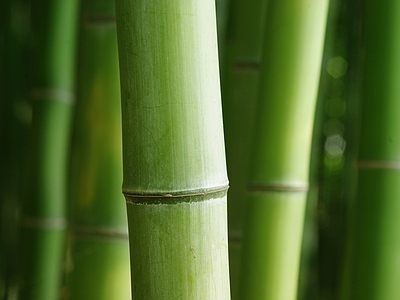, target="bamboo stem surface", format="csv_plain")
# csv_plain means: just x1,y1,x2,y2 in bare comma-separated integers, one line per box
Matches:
115,0,230,298
239,0,329,298
65,0,130,298
20,1,79,298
